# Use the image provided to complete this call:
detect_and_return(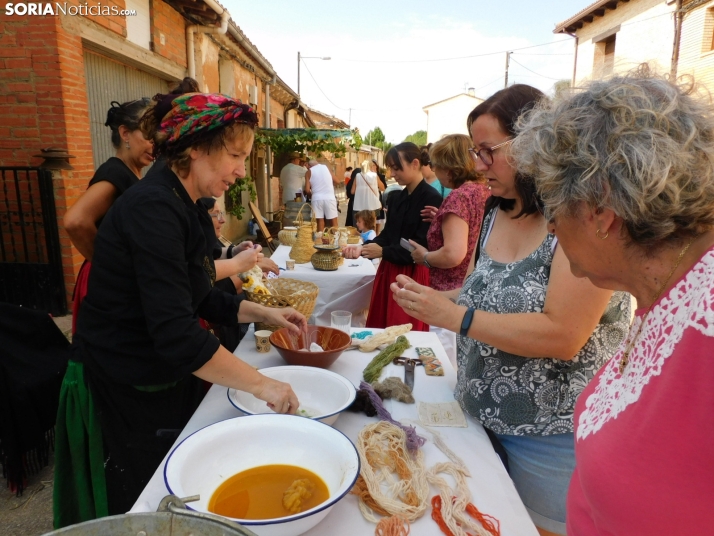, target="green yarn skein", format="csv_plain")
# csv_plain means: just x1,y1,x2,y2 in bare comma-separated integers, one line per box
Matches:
362,335,411,383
